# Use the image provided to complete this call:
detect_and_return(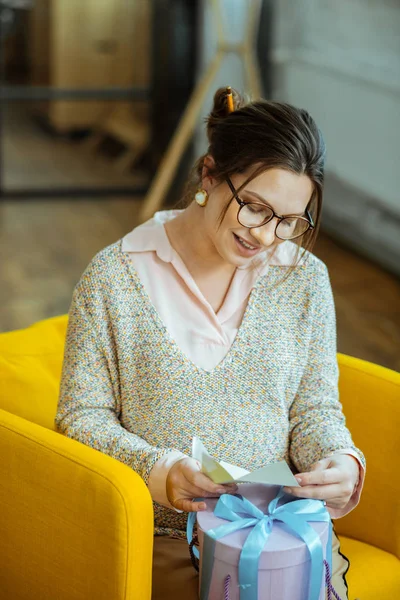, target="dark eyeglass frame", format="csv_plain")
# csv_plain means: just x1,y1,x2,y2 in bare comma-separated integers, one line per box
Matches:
226,176,315,240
